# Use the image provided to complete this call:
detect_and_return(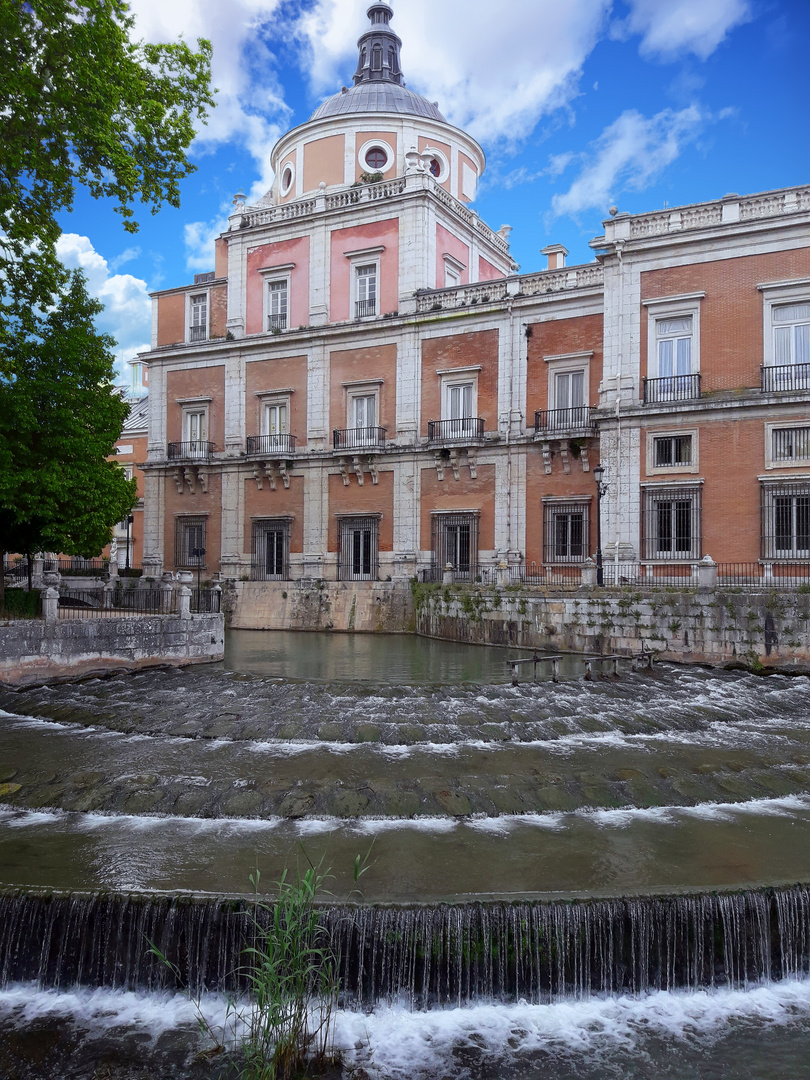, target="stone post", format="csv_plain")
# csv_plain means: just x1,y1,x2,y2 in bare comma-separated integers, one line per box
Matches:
42,586,59,624
697,555,717,590
496,561,509,588
178,585,192,619
442,563,454,586
102,580,116,609
210,583,223,613
581,558,597,587
160,579,174,613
